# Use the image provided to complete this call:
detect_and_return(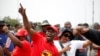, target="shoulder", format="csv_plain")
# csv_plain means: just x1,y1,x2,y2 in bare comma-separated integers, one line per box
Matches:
54,40,60,46
21,40,31,49
54,40,59,44
70,40,84,48
21,40,30,46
